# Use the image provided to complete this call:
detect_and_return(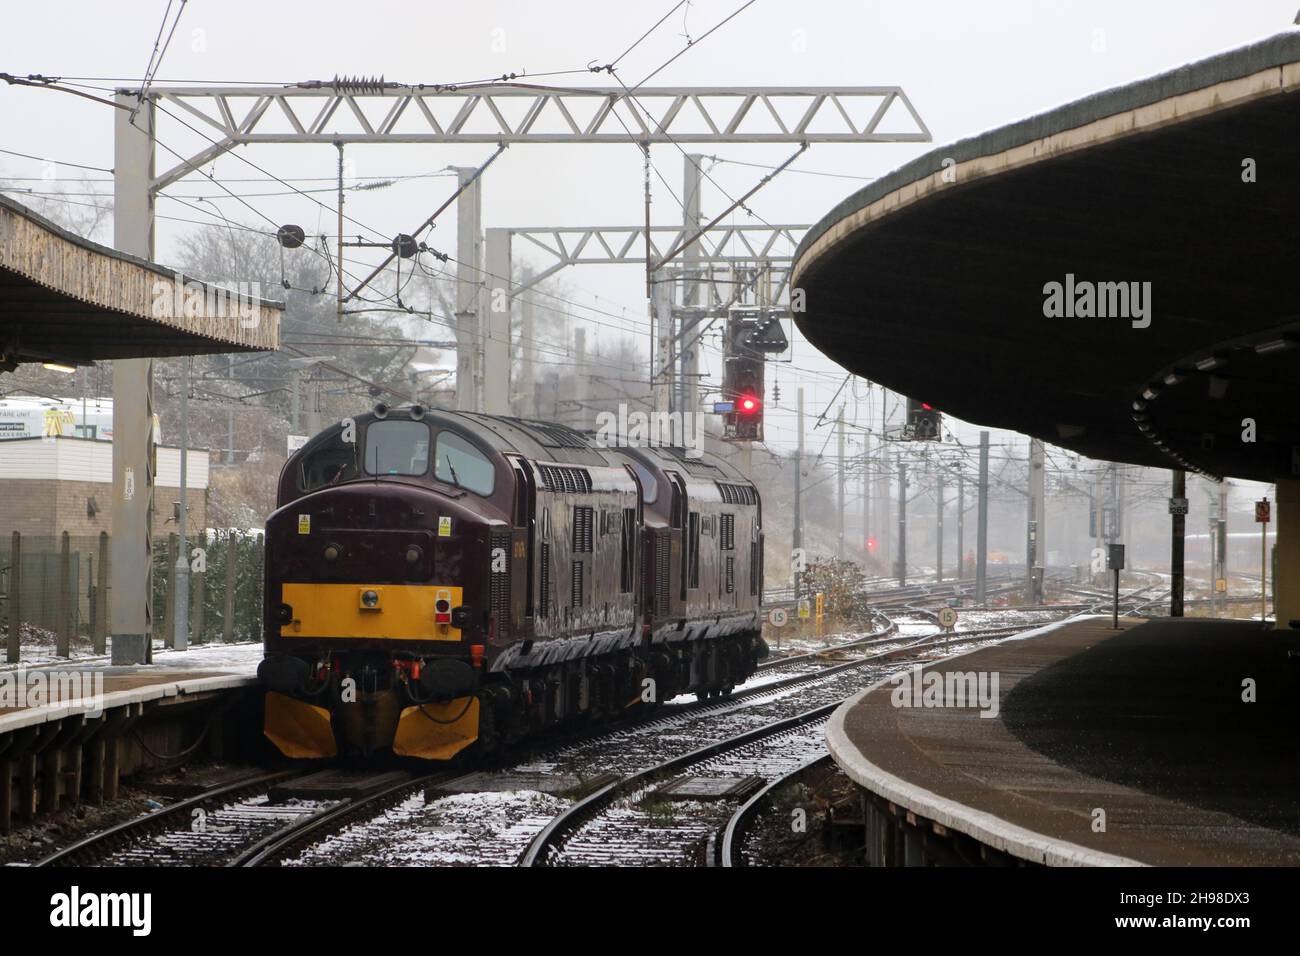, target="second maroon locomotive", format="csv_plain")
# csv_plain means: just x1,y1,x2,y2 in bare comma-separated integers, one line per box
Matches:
258,405,765,760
